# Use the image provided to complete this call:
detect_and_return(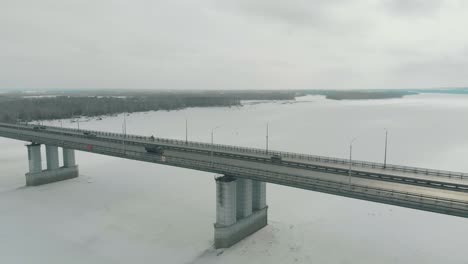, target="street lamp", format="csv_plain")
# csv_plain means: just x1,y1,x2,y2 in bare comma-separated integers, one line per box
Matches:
122,114,127,154
266,122,269,155
384,128,388,168
185,118,188,144
348,137,358,187
123,113,127,137
211,126,221,166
